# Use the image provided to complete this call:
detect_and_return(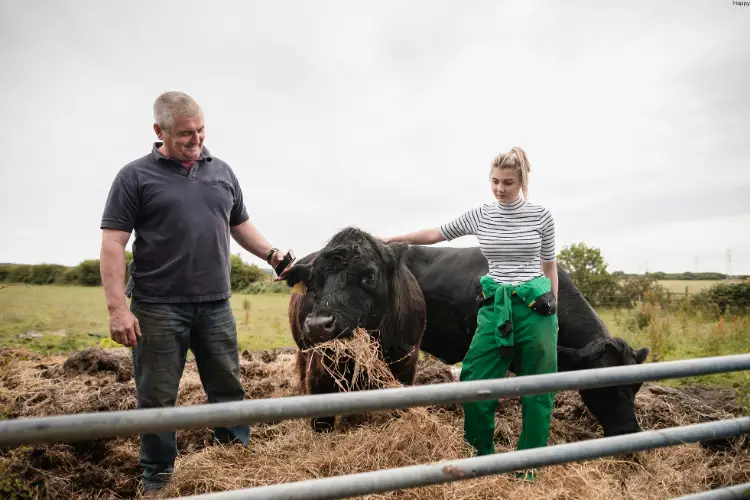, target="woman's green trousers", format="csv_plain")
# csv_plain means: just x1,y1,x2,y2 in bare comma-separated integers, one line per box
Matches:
460,275,559,456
